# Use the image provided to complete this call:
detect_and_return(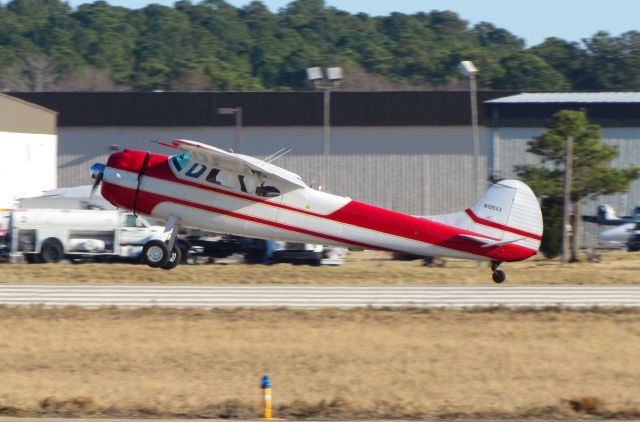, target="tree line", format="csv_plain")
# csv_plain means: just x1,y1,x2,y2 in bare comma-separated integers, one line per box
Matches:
0,0,639,92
